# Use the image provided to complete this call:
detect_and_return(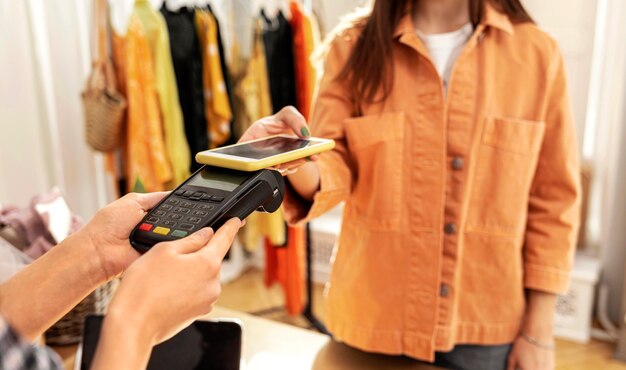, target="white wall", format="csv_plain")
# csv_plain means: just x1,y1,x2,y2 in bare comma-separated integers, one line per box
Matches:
0,1,54,207
524,0,597,150
0,0,108,220
582,0,626,323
